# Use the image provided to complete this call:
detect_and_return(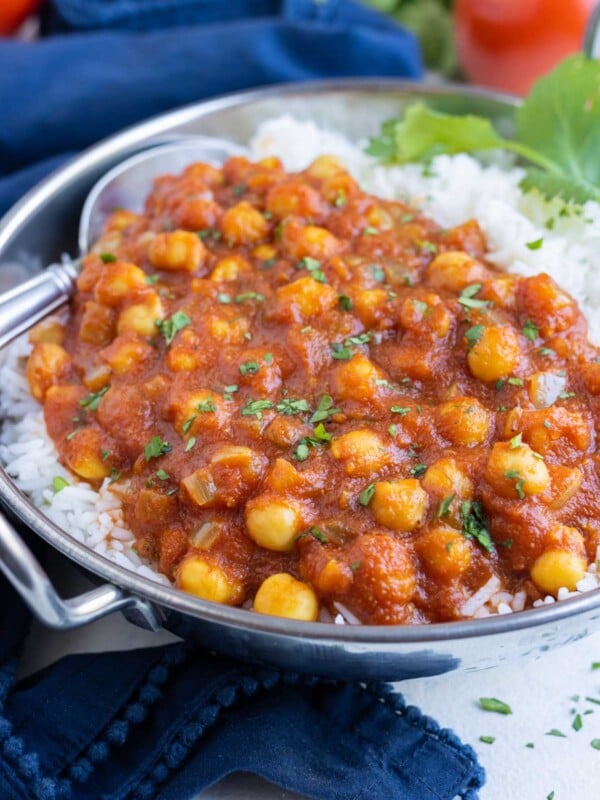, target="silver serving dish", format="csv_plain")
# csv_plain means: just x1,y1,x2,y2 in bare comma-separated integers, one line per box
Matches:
1,81,598,681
